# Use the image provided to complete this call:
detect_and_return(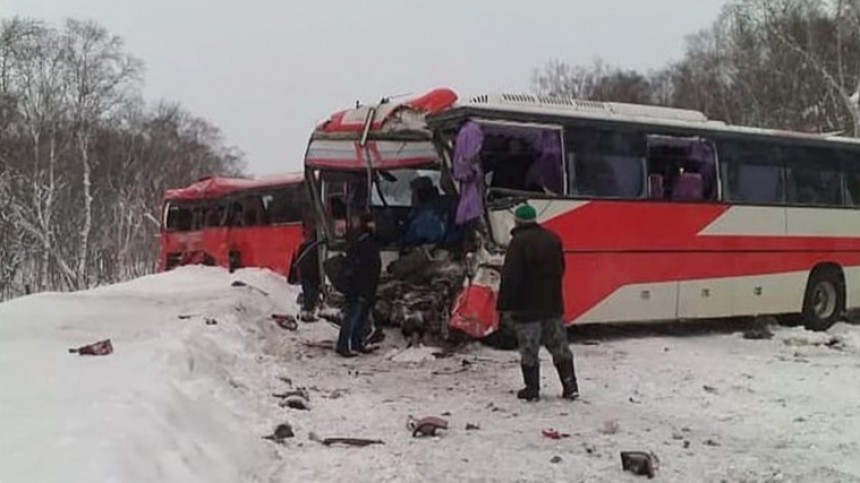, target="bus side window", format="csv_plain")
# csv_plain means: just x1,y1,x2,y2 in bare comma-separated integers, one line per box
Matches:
478,126,564,196
205,203,226,227
229,201,245,227
565,128,646,199
242,196,267,226
266,188,304,224
646,135,717,202
844,152,860,207
718,140,784,204
166,204,193,232
786,147,842,207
